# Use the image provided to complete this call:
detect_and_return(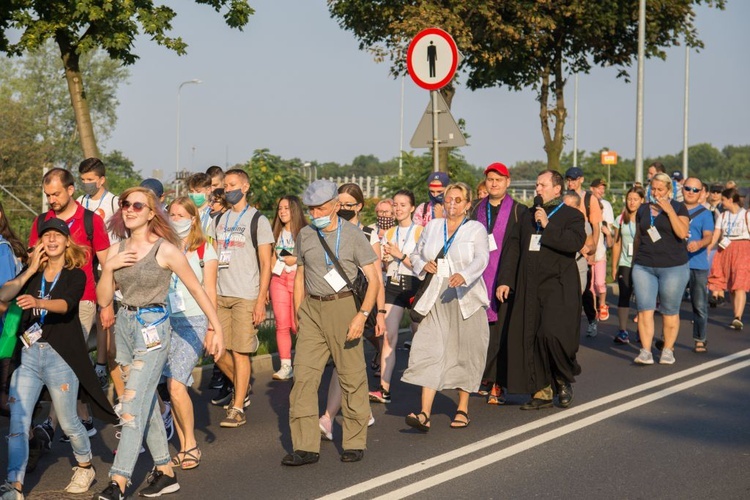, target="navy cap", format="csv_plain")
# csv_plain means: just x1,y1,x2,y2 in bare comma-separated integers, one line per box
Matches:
564,167,584,180
38,217,70,238
671,170,684,181
427,172,450,187
302,180,338,206
140,178,164,198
